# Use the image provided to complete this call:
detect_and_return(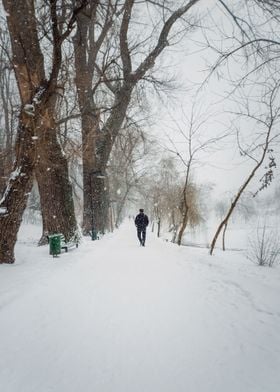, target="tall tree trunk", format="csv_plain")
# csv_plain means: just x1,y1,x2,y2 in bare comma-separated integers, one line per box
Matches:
81,113,99,234
91,172,109,234
29,93,79,244
0,73,14,196
177,205,189,246
89,87,133,233
36,114,78,244
222,222,227,251
0,0,46,263
0,149,6,198
177,165,191,246
0,112,37,263
73,7,107,234
157,218,161,238
0,145,15,198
